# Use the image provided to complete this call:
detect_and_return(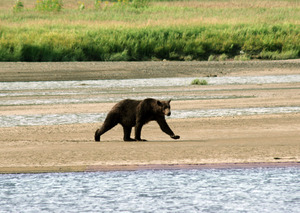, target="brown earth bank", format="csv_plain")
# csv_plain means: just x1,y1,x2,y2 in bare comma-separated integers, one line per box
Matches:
1,60,300,82
0,60,299,173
